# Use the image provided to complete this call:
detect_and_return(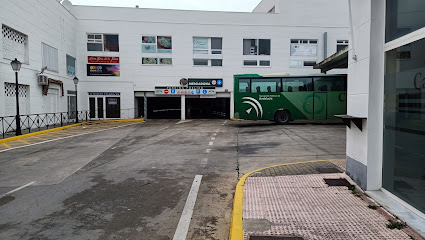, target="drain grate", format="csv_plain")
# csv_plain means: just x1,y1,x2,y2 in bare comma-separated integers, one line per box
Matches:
249,236,304,240
316,167,341,173
323,178,352,187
